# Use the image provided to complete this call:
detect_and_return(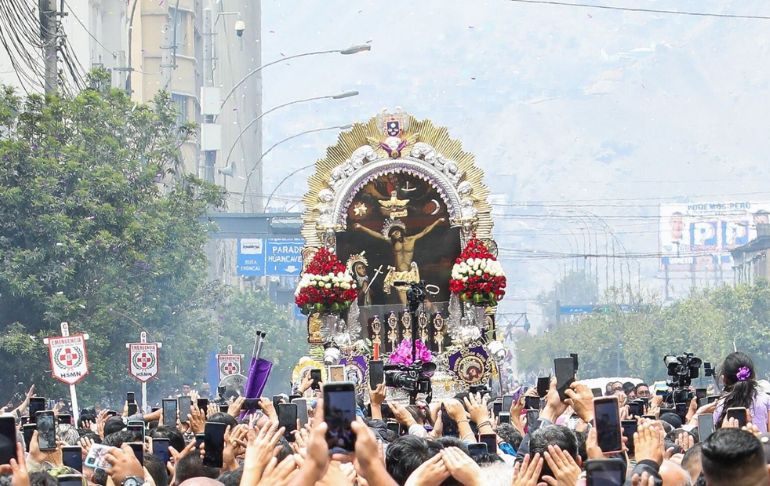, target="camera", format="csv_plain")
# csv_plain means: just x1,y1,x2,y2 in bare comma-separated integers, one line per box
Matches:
384,362,436,396
234,20,245,37
663,353,702,403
